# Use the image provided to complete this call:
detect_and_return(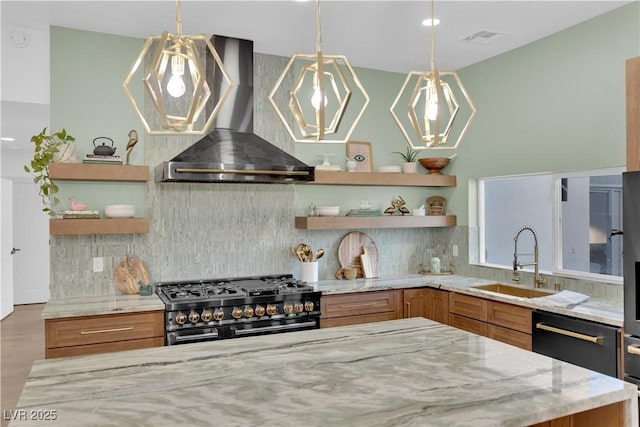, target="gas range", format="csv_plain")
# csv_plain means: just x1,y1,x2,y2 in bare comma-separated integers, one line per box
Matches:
155,274,321,345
